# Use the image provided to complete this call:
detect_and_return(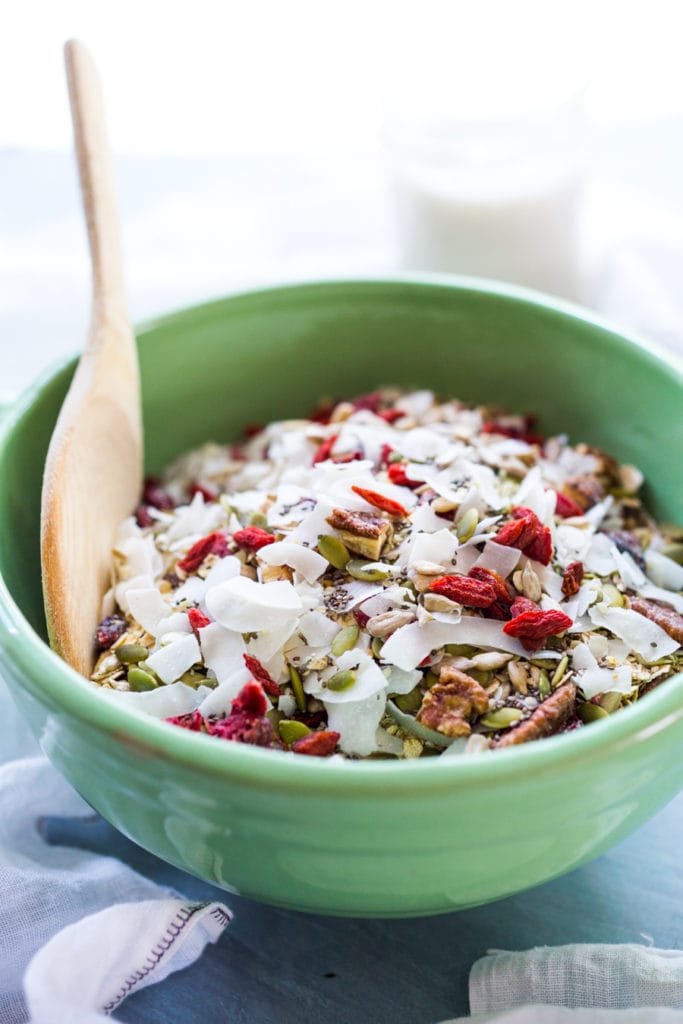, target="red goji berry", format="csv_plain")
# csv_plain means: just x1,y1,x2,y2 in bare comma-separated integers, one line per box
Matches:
468,566,513,605
166,710,205,731
555,492,585,518
309,399,336,425
243,654,281,697
561,561,584,597
231,681,269,717
387,463,424,488
481,415,544,446
494,507,553,566
428,574,497,608
351,485,408,518
95,614,127,650
233,526,276,552
503,608,573,651
178,531,230,573
291,730,340,757
142,477,175,511
188,607,211,632
377,408,405,423
312,433,339,465
188,482,218,503
509,596,539,617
